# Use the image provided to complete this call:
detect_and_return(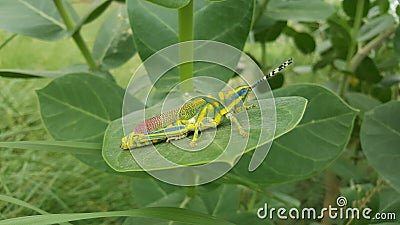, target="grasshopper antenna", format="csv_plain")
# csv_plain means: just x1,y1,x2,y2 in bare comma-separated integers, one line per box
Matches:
251,58,293,89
